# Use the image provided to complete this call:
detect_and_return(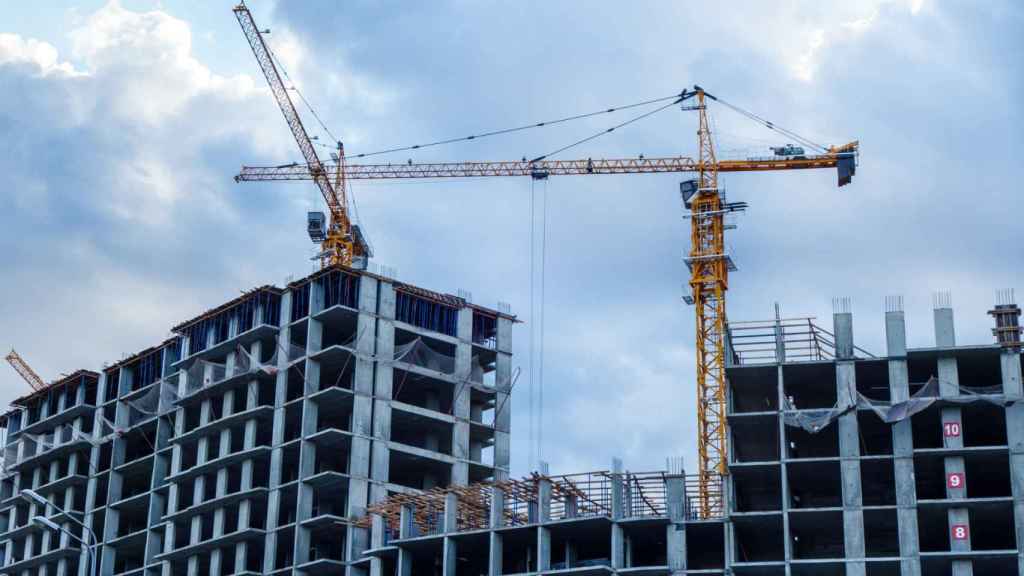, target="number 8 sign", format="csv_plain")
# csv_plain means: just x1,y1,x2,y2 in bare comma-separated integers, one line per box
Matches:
951,524,969,540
